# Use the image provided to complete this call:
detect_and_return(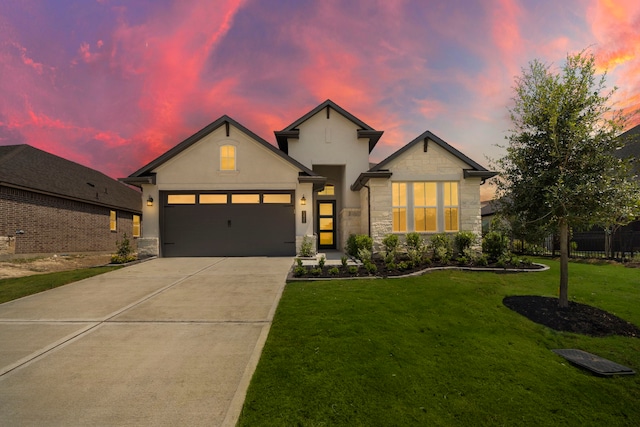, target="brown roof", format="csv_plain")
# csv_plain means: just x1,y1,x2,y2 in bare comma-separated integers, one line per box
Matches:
0,144,141,213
